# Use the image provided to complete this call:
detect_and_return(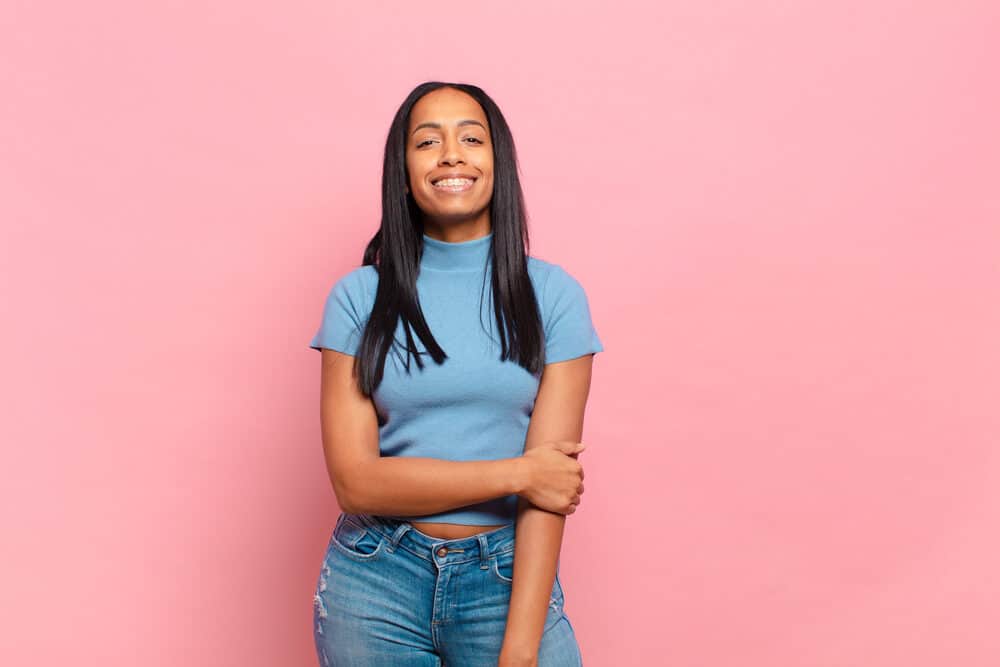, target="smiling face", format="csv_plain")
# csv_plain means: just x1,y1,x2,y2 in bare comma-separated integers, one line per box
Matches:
405,87,494,240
